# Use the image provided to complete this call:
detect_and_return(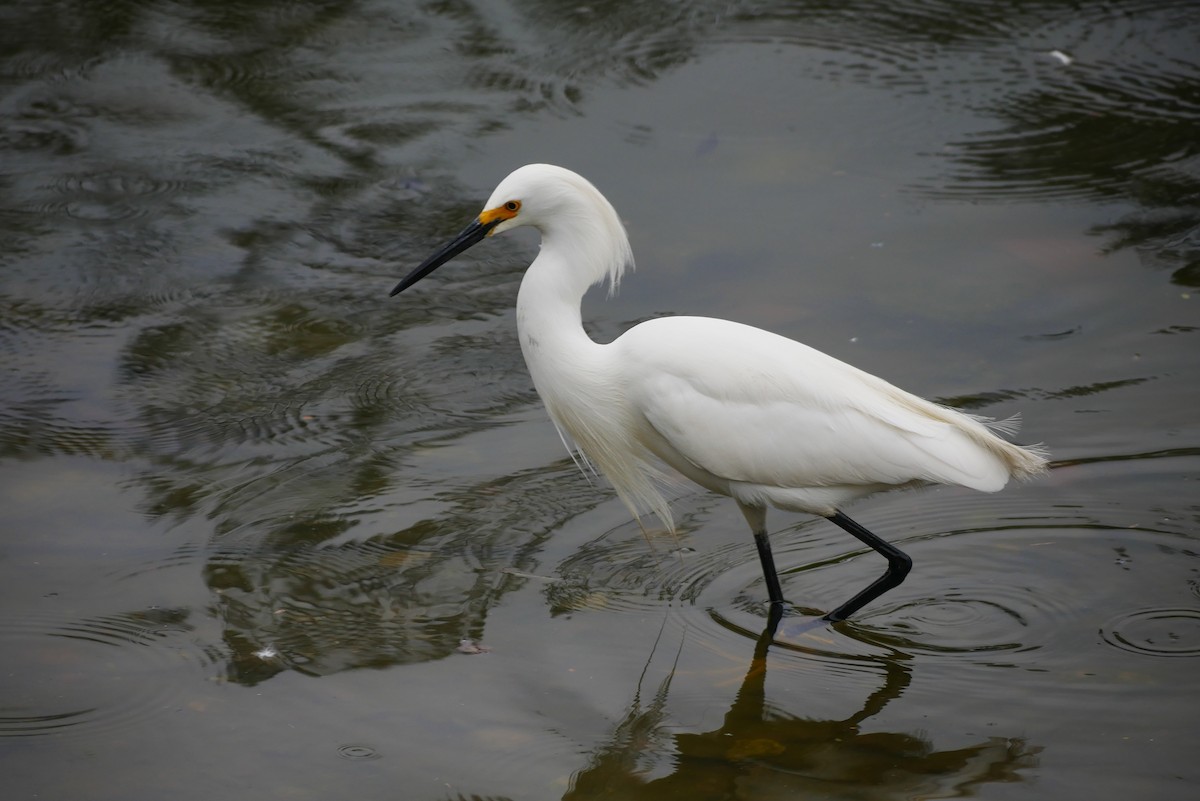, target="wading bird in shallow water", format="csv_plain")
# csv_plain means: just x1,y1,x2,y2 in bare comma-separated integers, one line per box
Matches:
391,164,1048,622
